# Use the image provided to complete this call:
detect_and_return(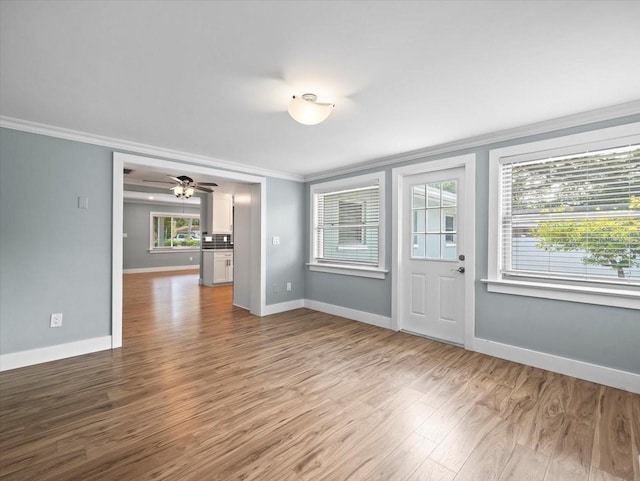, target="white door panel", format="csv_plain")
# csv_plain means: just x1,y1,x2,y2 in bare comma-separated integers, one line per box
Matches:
411,274,426,315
